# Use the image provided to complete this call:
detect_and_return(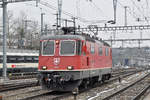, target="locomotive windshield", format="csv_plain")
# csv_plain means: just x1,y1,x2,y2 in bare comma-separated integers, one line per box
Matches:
42,41,55,56
60,40,76,55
